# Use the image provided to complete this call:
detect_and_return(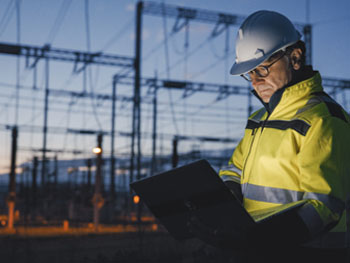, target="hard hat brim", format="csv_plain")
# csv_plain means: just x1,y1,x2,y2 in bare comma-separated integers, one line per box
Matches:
230,56,266,76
